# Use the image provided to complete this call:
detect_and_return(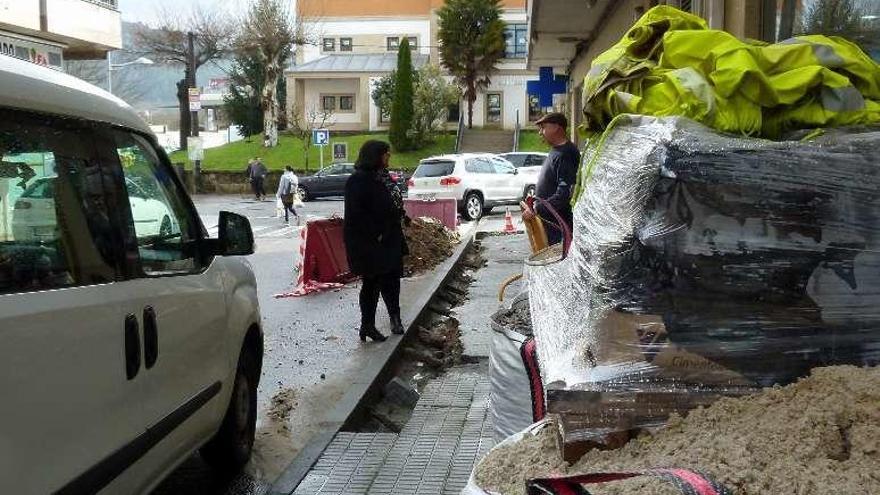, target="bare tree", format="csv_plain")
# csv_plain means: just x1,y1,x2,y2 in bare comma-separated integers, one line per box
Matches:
237,0,310,148
135,7,232,149
289,103,335,172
